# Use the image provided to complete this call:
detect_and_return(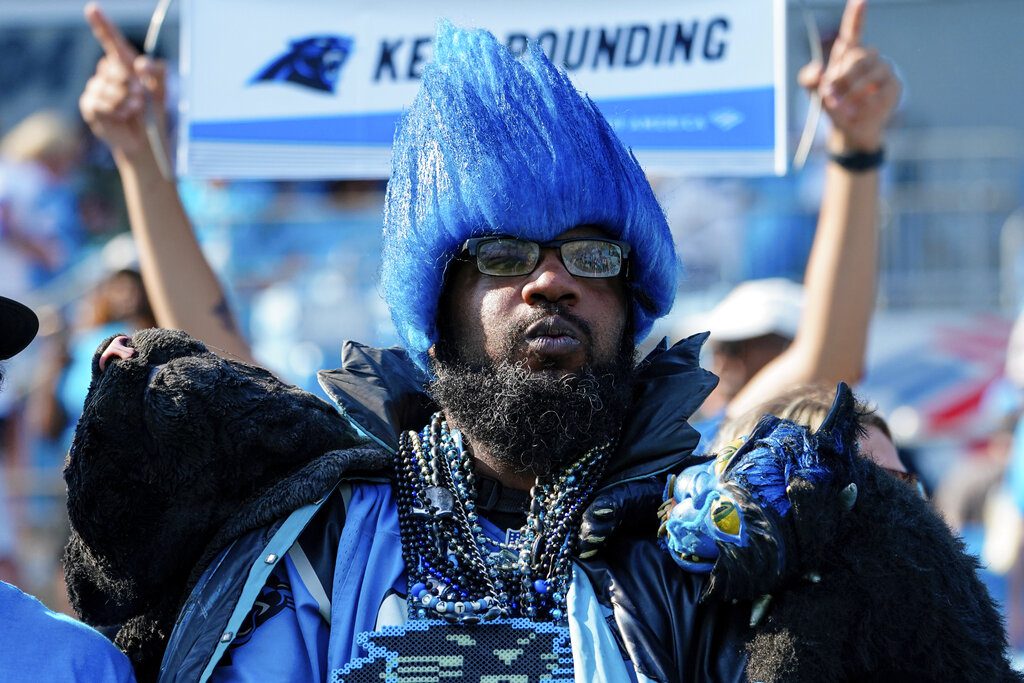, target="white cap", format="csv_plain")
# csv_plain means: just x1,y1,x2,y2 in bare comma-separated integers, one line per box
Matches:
695,278,804,342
